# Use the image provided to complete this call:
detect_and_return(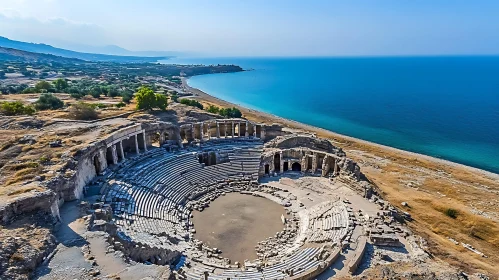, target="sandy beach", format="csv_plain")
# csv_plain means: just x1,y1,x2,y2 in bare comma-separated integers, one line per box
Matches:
183,76,499,277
